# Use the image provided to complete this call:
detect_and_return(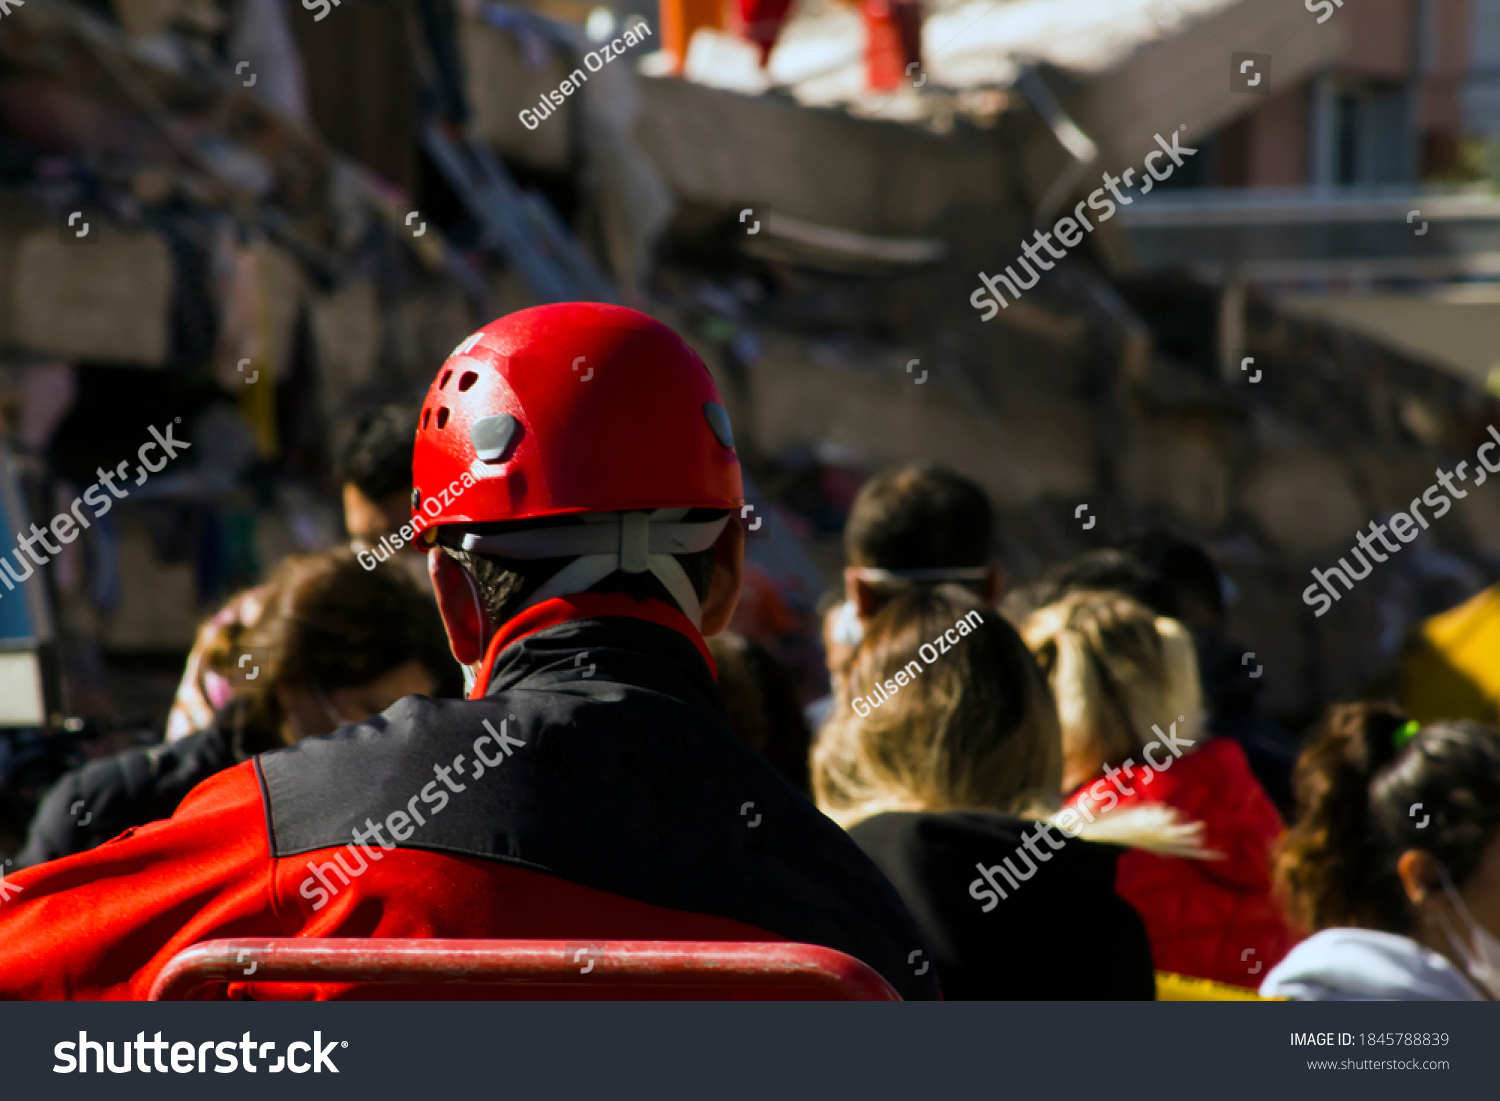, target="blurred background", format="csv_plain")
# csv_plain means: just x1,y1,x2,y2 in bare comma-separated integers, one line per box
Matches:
2,0,1500,848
